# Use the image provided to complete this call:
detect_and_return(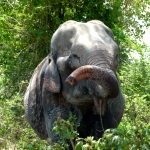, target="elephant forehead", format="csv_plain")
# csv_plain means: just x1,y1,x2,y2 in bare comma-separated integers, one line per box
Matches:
51,23,78,54
51,20,118,58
